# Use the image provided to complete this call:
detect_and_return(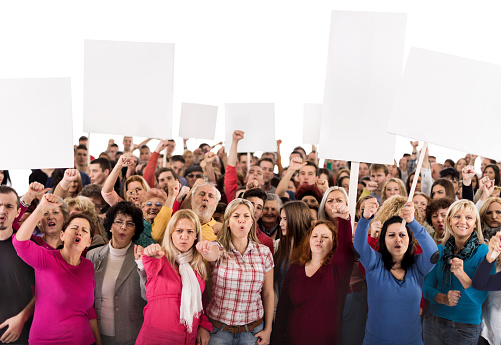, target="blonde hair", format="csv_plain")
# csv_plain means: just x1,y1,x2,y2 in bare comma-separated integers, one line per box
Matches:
478,197,501,234
65,196,98,220
217,198,259,251
373,195,423,235
123,175,150,200
161,209,207,280
442,199,484,244
381,178,408,204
